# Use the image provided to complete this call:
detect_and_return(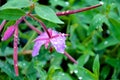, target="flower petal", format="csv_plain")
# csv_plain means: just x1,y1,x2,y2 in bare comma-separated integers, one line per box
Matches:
50,34,66,53
1,25,16,41
32,41,45,57
32,32,49,57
